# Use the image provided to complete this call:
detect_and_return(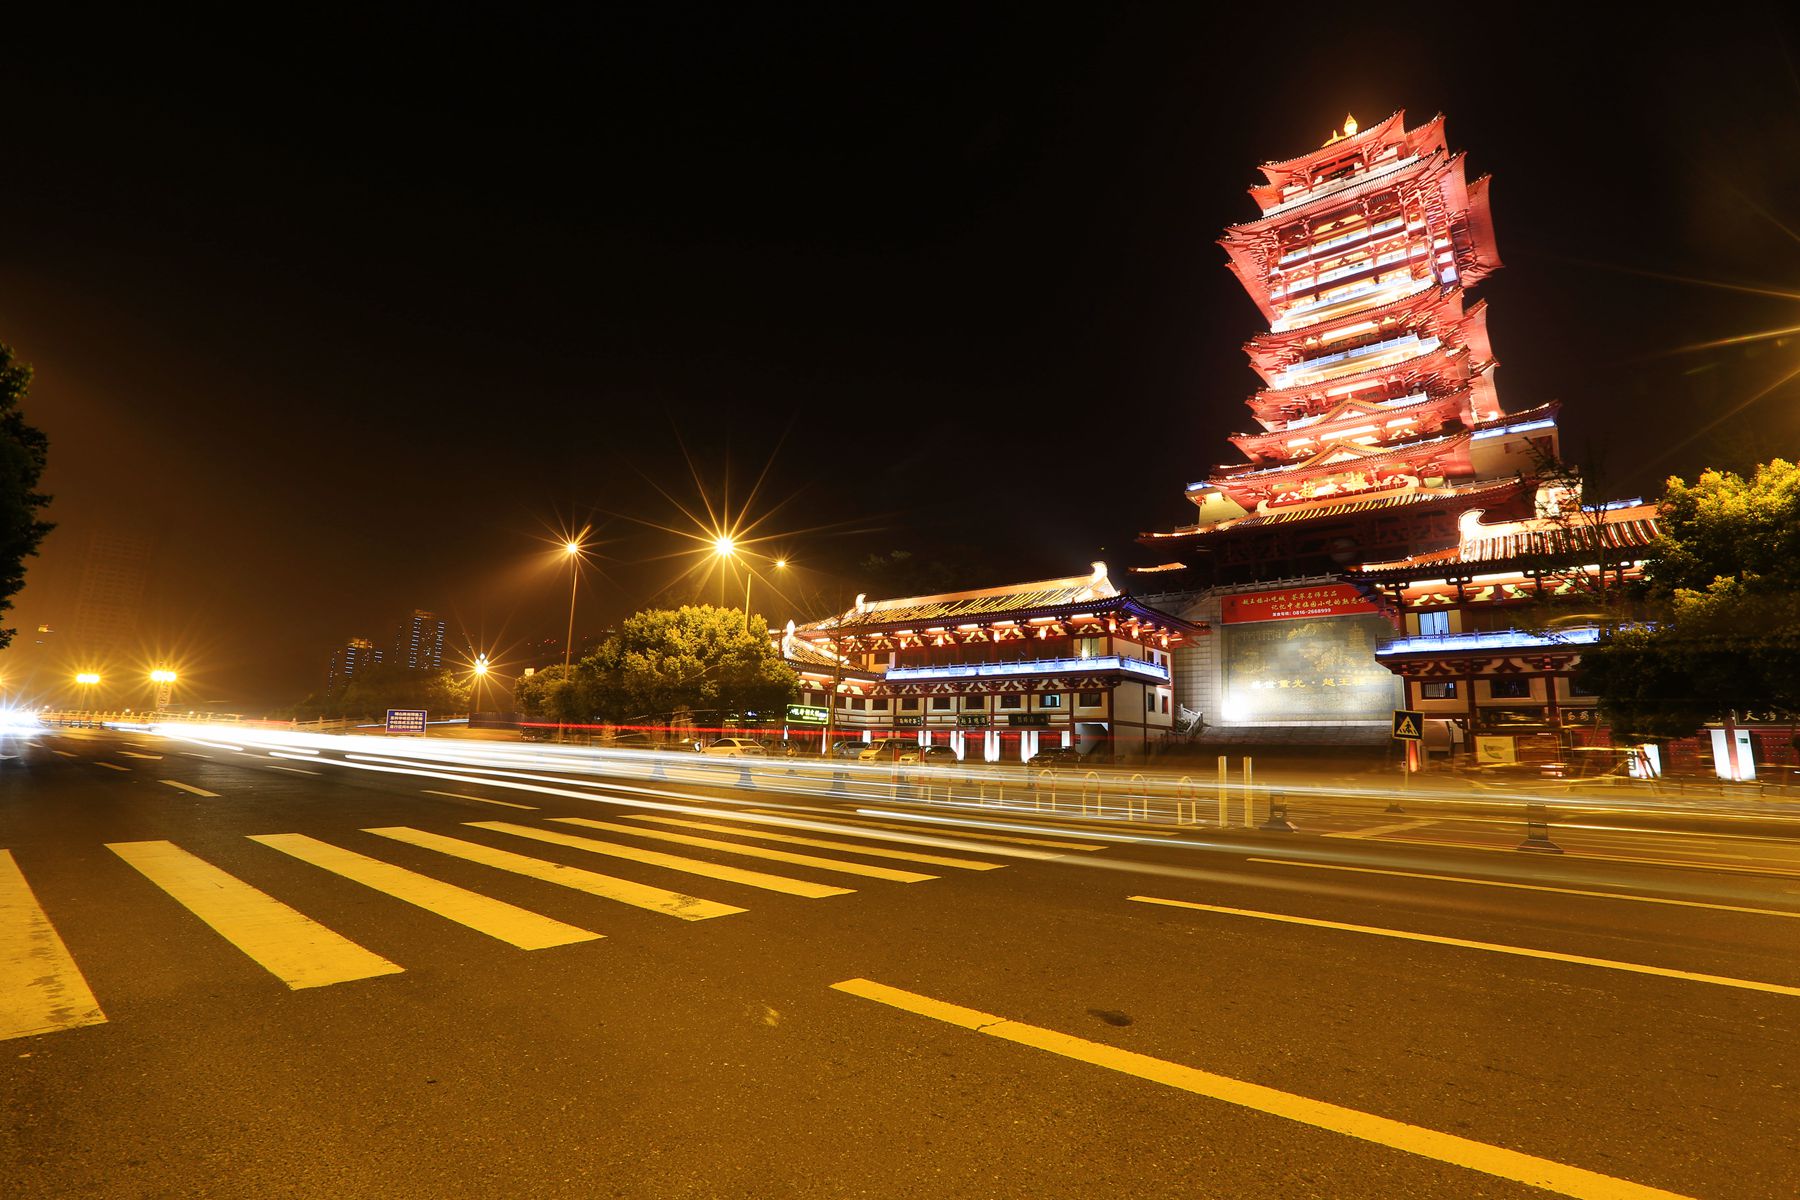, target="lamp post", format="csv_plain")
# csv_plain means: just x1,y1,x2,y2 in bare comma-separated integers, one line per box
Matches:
150,668,177,712
469,654,489,721
75,672,100,713
560,539,582,742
